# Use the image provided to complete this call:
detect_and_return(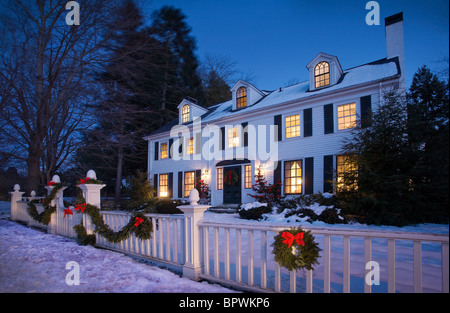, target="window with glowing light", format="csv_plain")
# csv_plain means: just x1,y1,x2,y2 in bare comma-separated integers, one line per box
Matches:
285,114,300,138
314,61,330,88
187,137,194,155
184,171,195,197
244,165,252,189
182,104,190,123
338,103,357,130
284,160,302,194
228,127,240,148
159,174,168,197
160,142,168,159
236,87,247,108
217,168,223,190
336,155,358,191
